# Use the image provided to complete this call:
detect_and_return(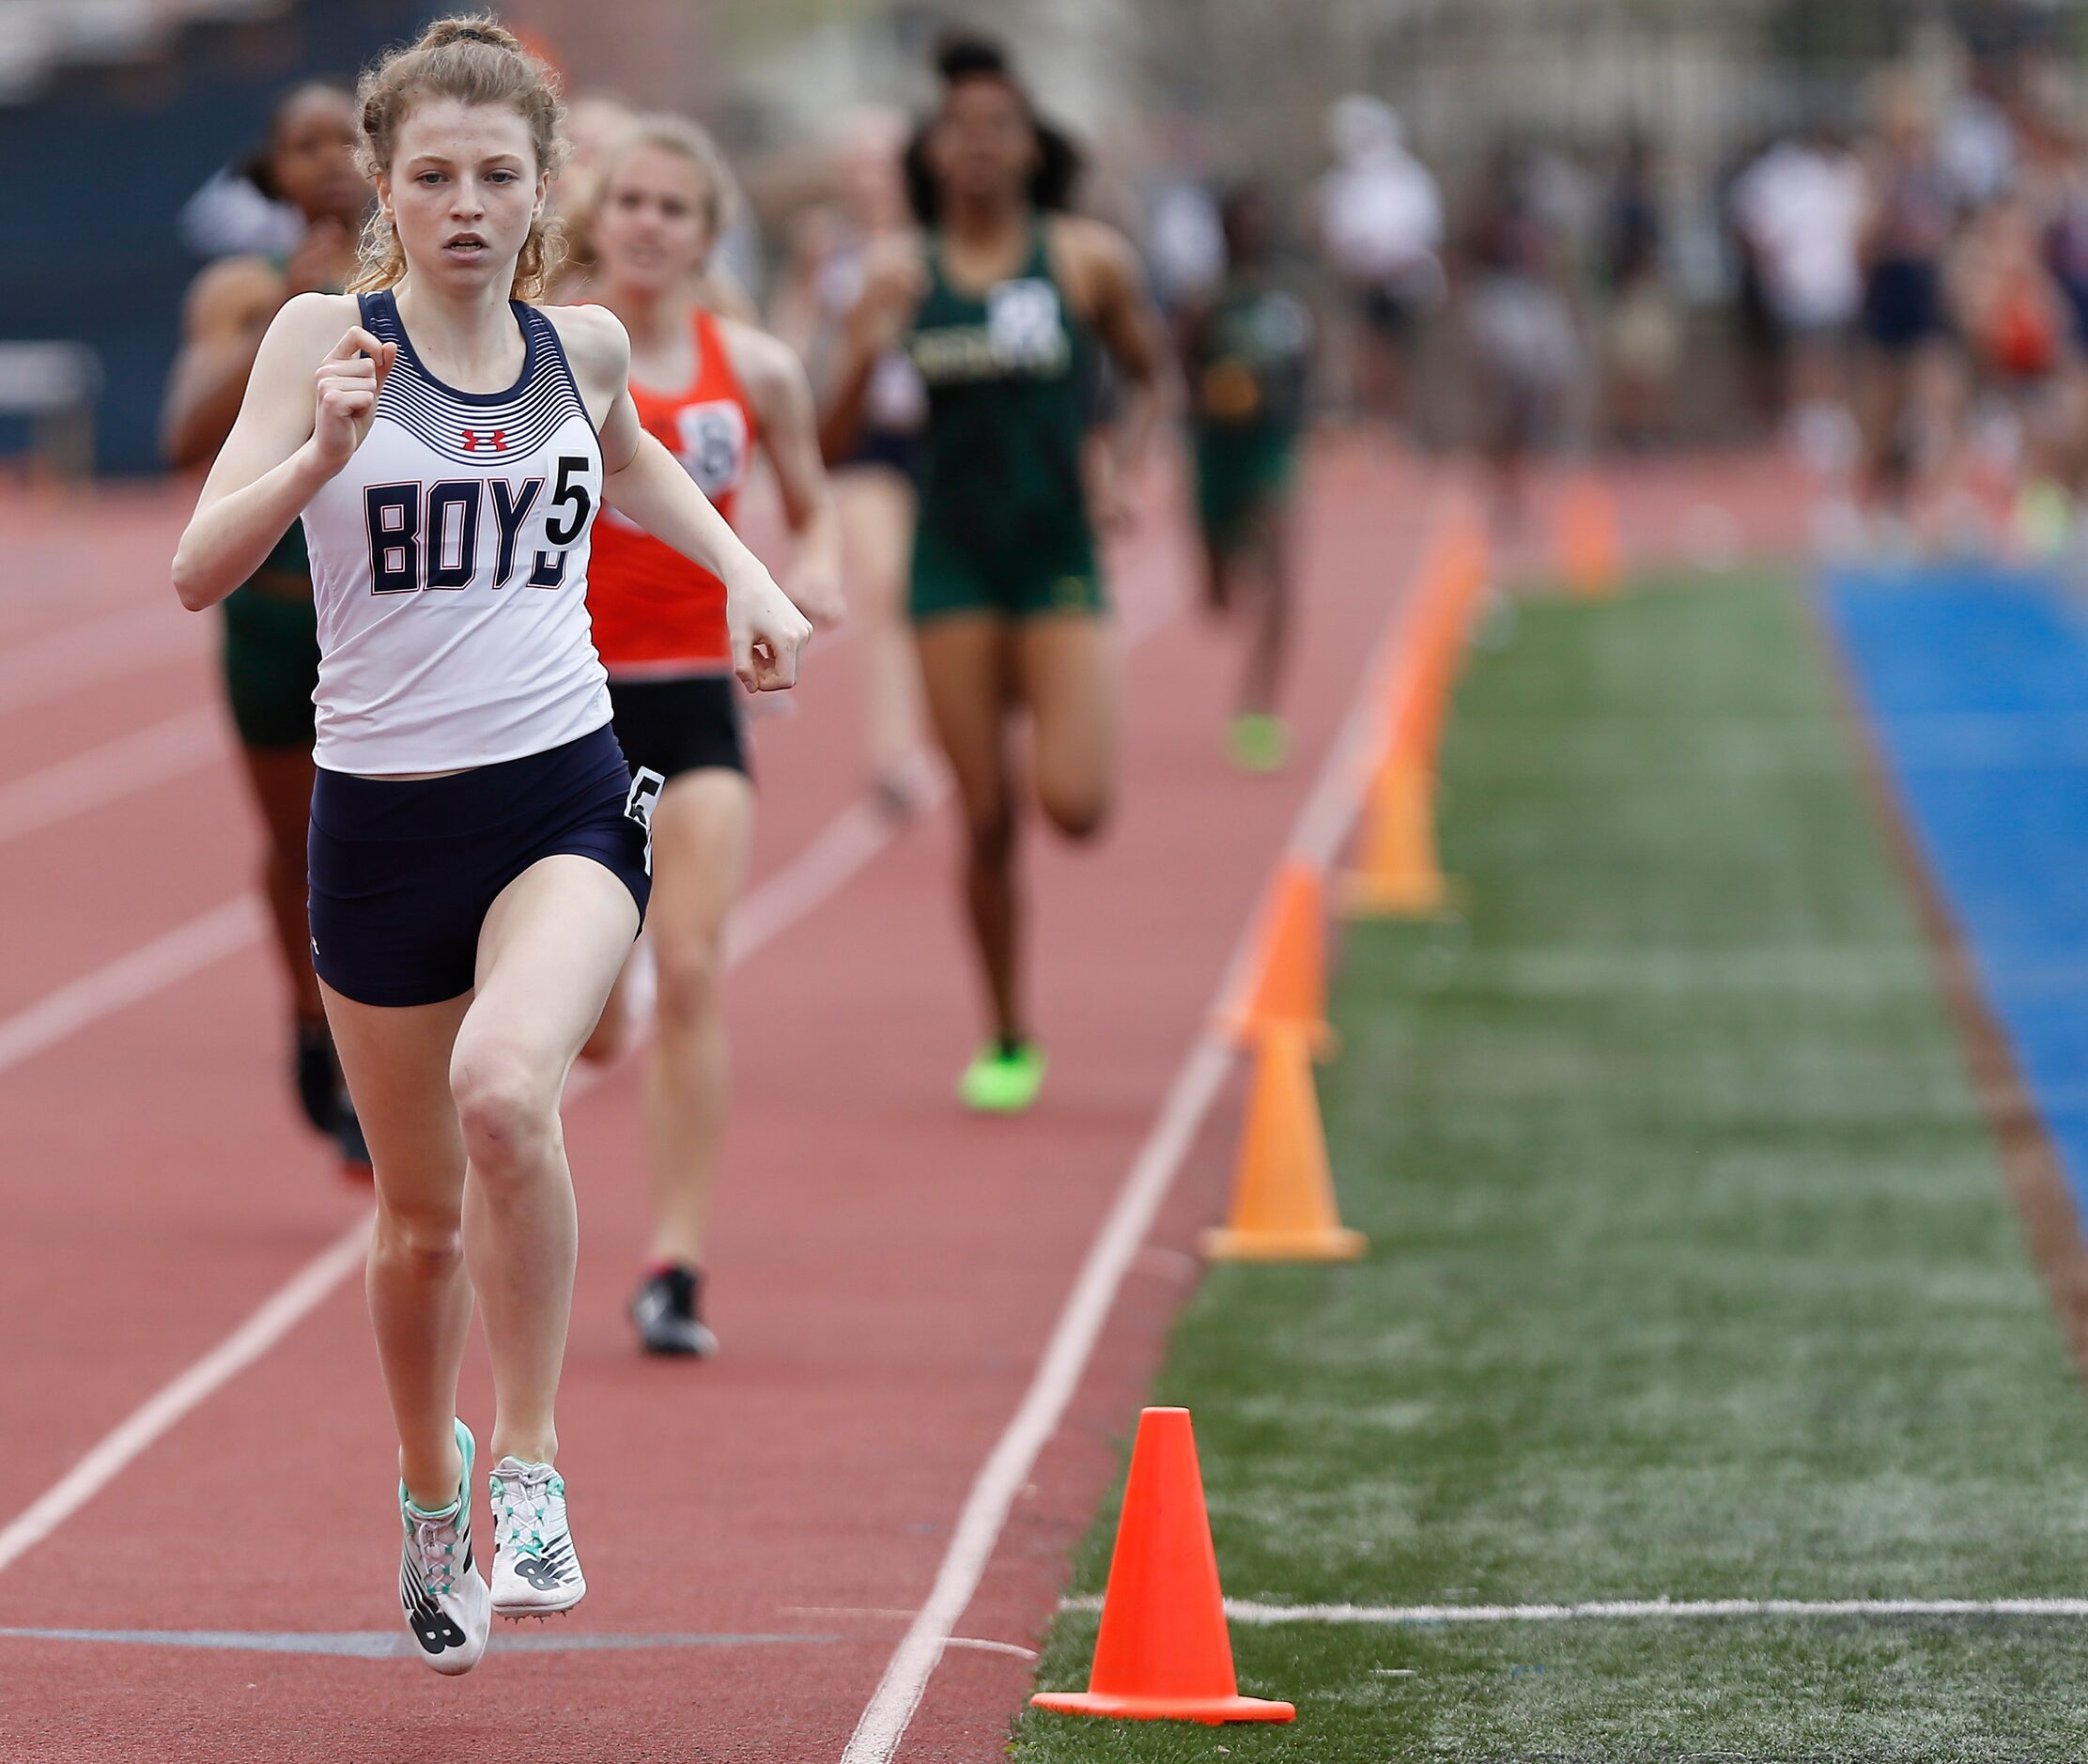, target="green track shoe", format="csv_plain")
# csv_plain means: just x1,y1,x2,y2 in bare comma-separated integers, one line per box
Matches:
1228,711,1291,774
958,1041,1048,1114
